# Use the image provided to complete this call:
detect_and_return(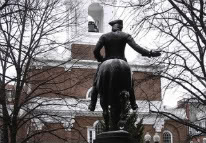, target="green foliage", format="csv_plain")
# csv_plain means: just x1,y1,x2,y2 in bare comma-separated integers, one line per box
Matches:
124,112,144,143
